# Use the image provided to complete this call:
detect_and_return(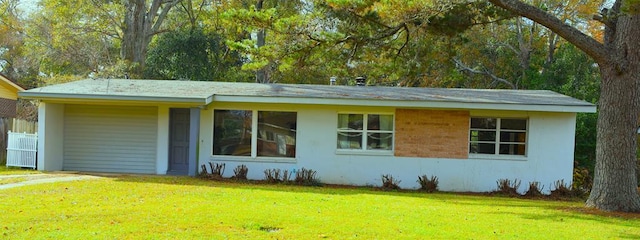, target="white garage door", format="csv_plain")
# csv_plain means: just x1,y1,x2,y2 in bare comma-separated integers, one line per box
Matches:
64,105,158,174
